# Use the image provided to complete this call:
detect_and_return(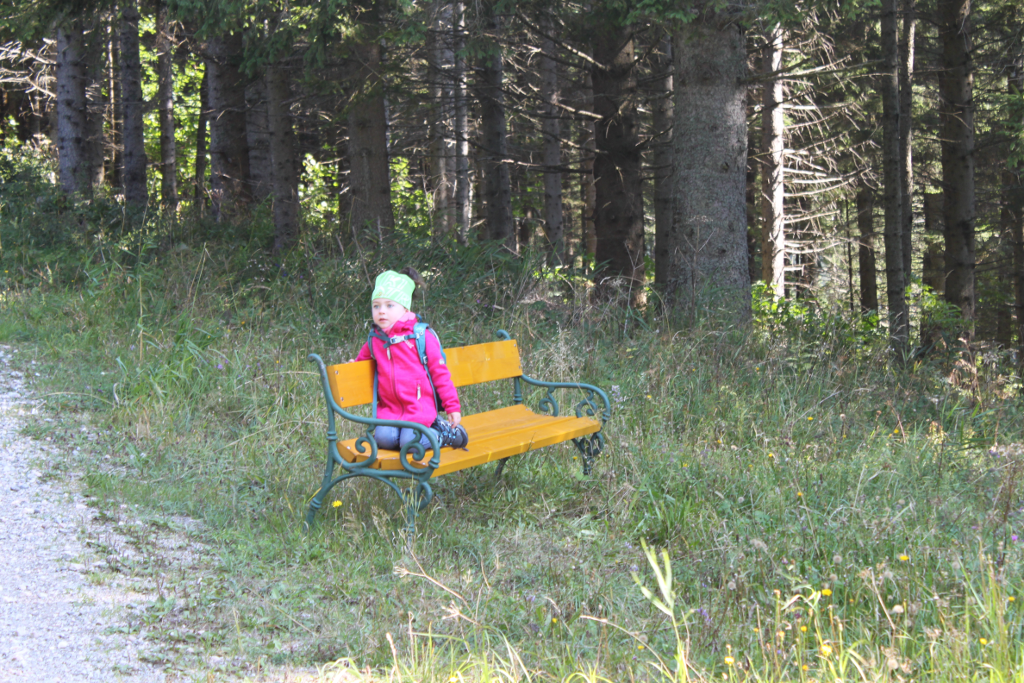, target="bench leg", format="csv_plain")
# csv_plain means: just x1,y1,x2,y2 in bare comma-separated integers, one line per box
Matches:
494,457,509,479
573,433,604,476
401,480,433,539
305,455,338,530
